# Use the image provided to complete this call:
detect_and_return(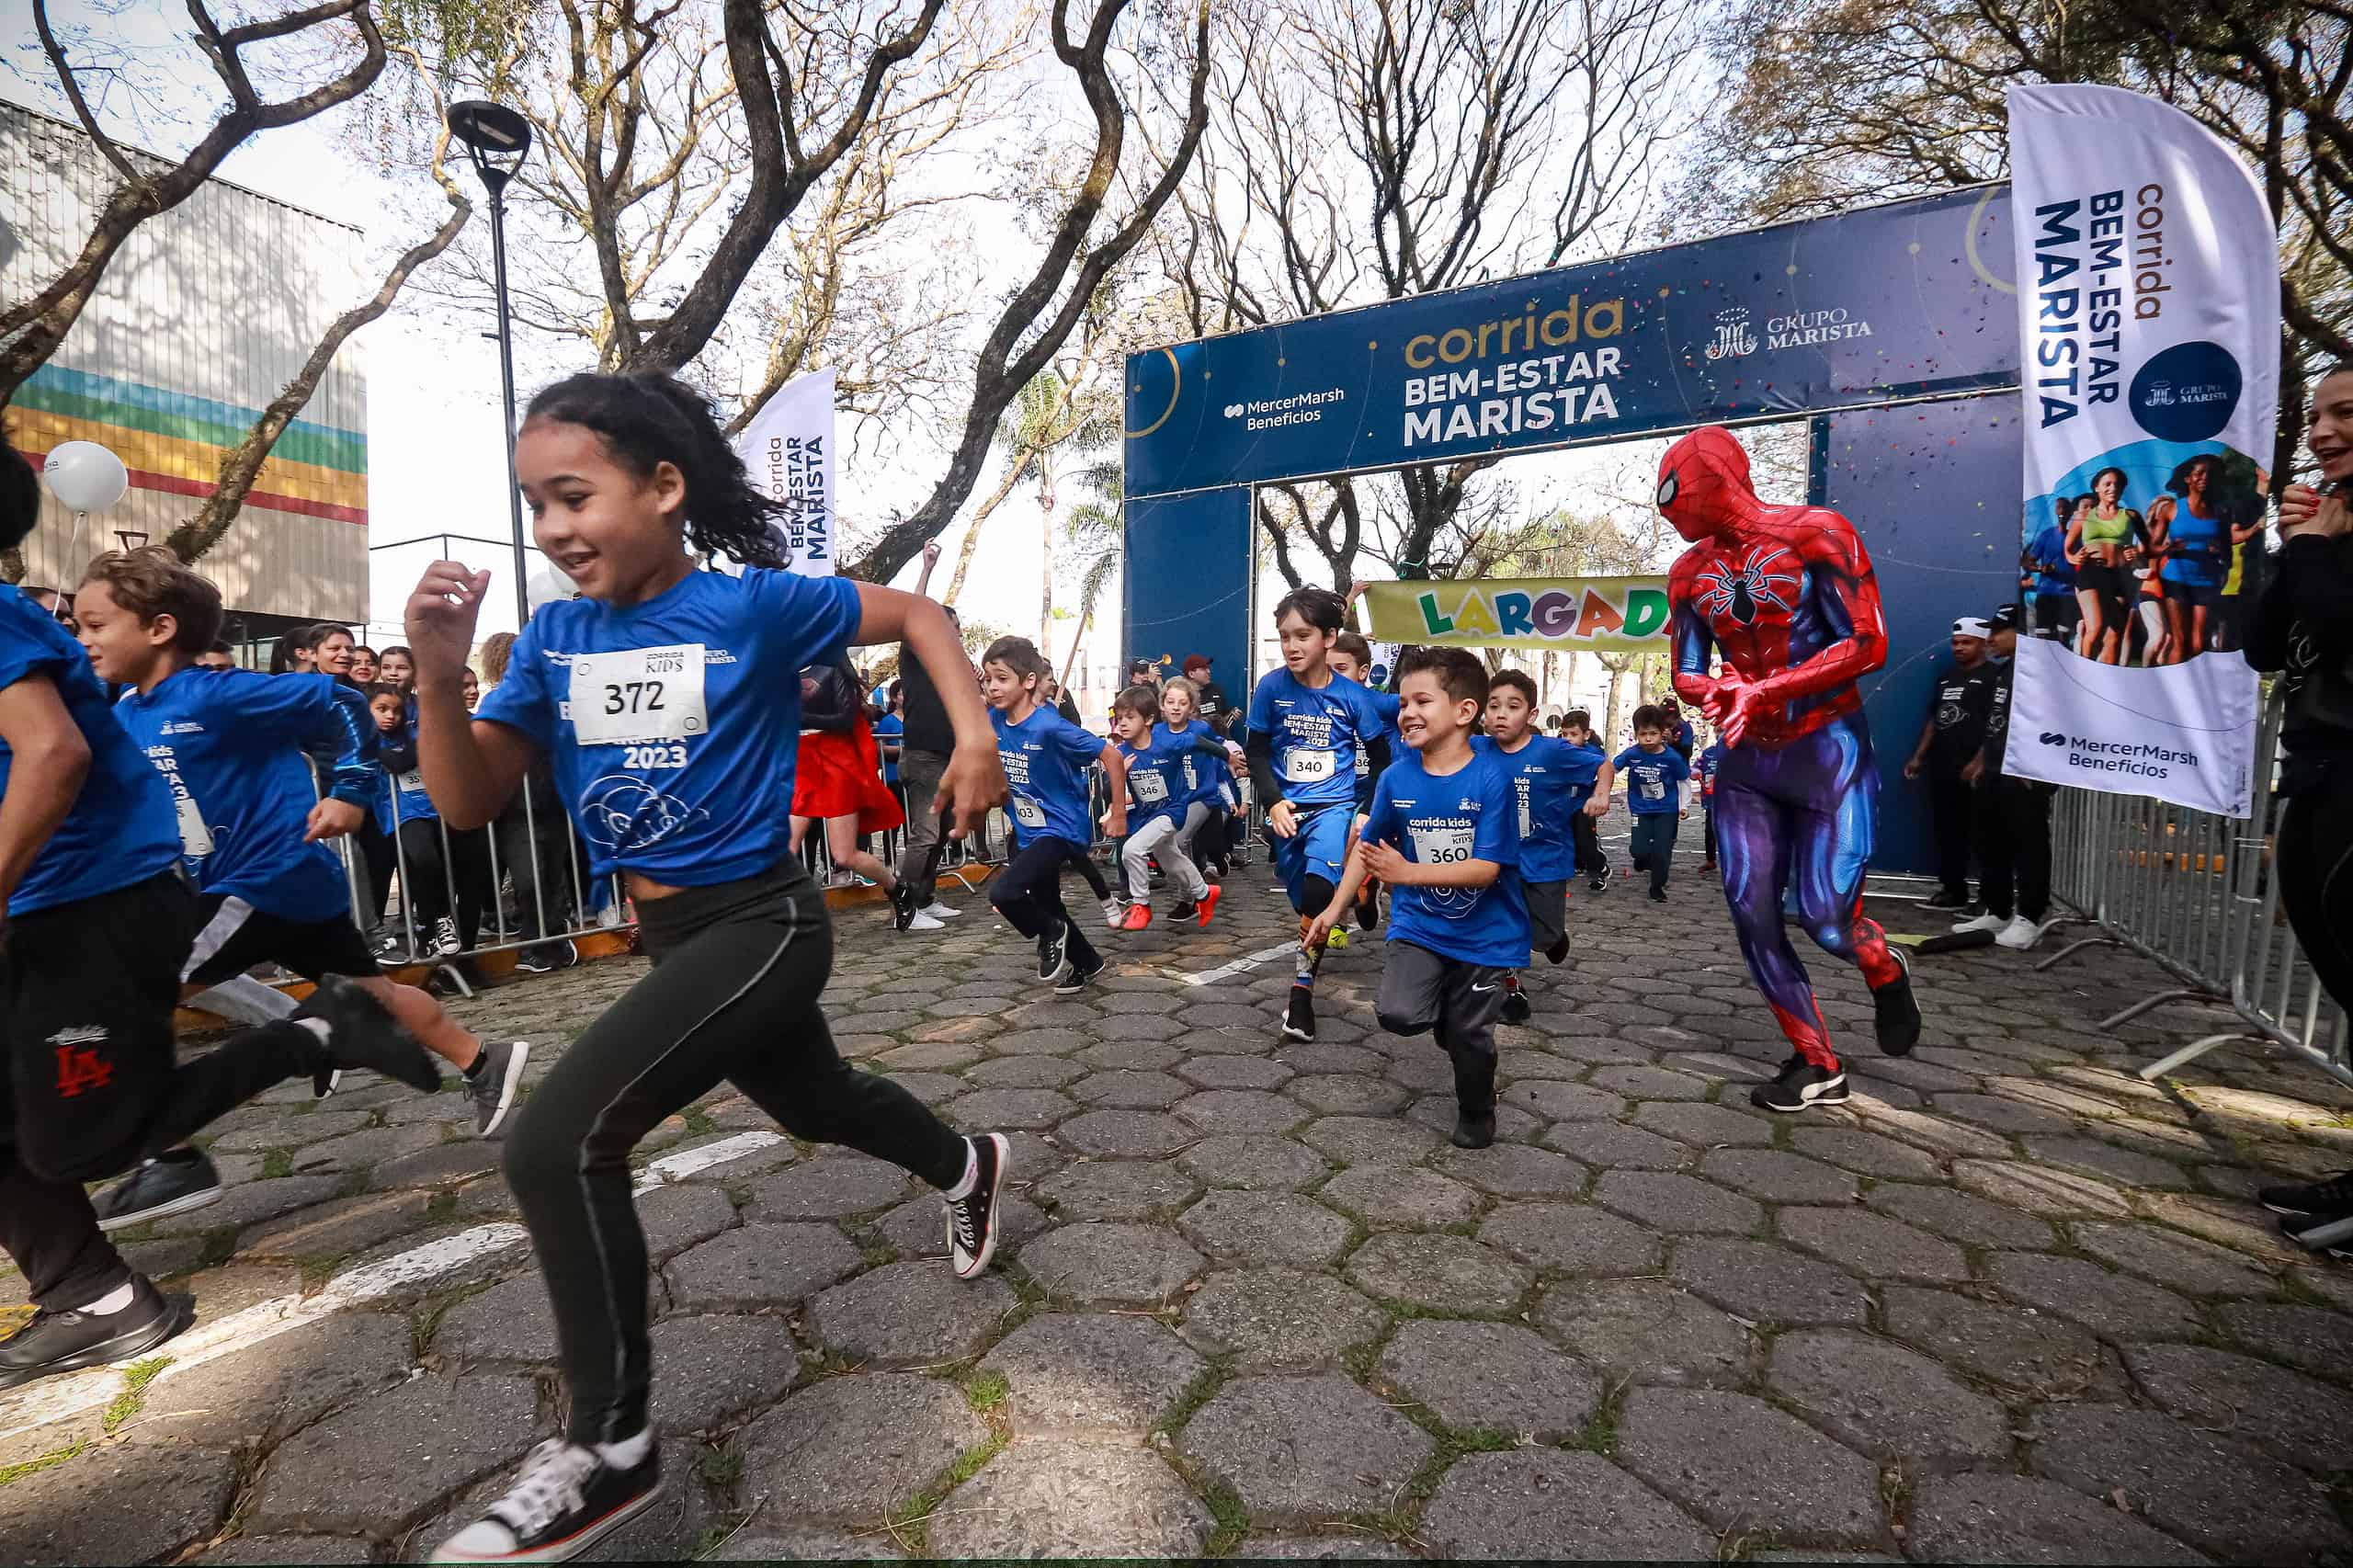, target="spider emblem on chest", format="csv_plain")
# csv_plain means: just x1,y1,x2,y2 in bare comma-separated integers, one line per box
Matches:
1696,545,1801,627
